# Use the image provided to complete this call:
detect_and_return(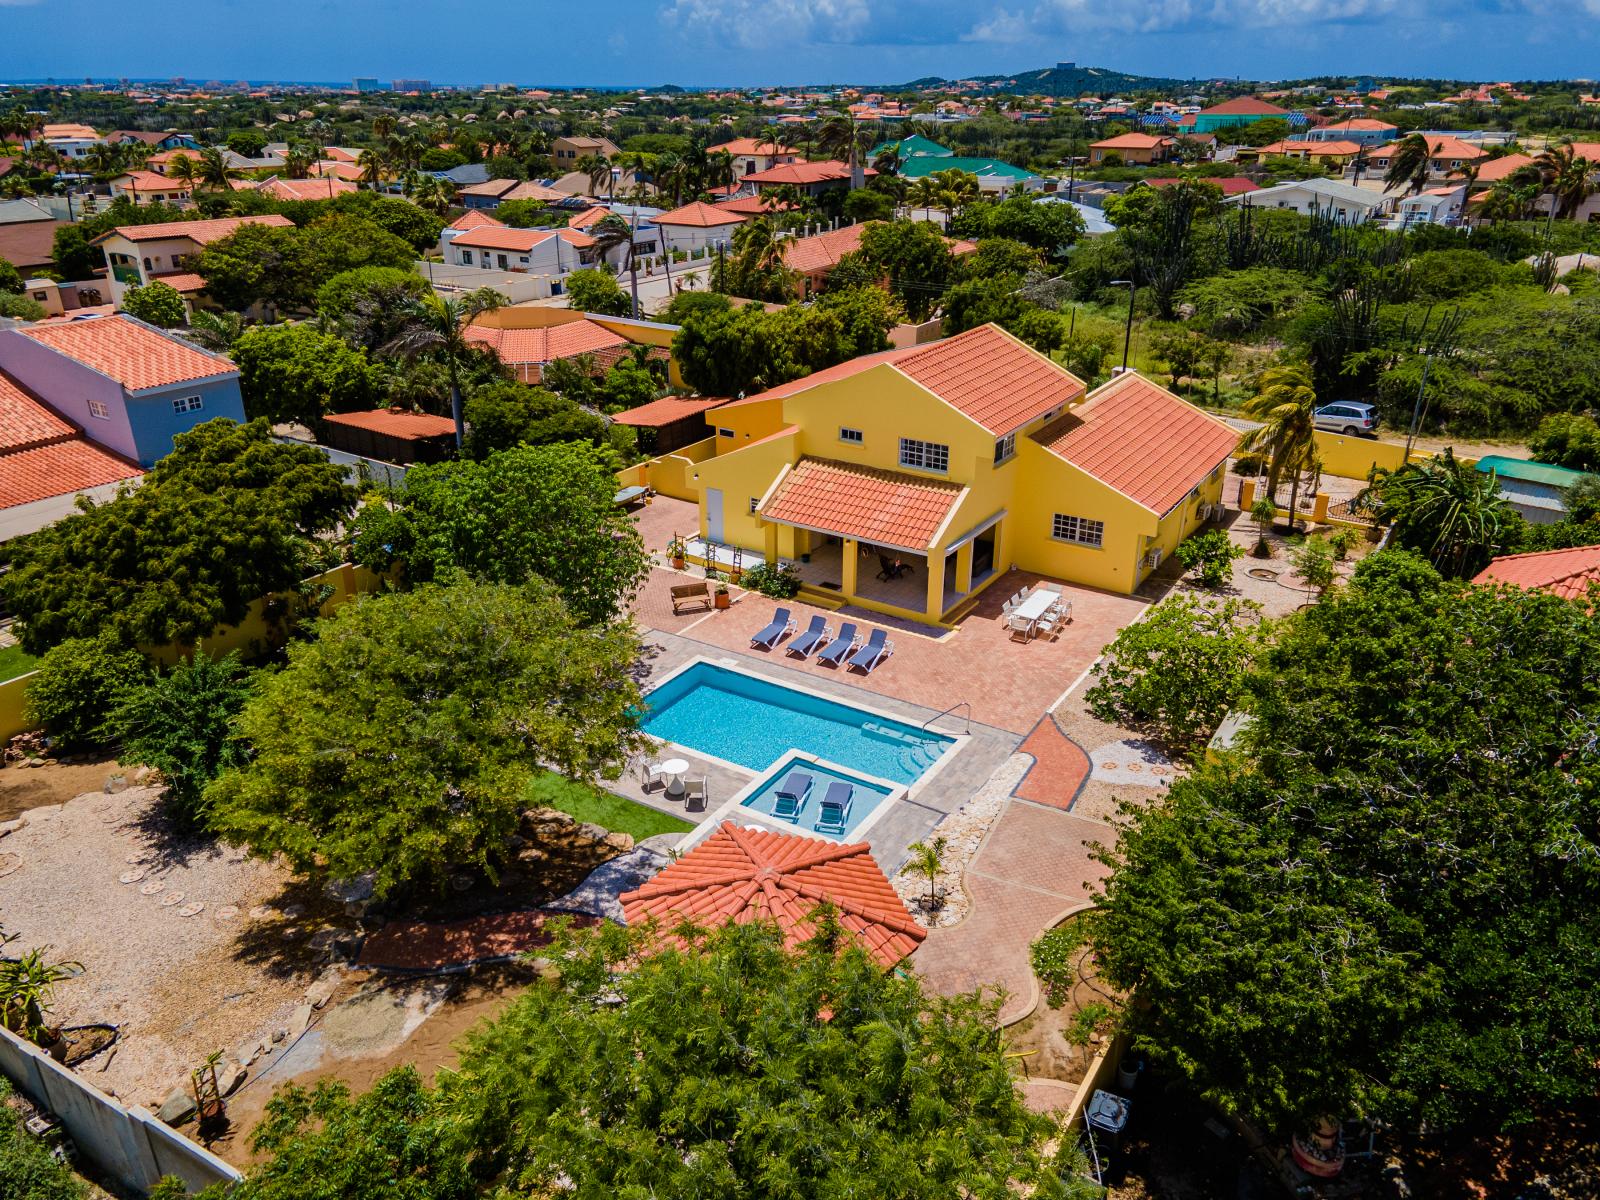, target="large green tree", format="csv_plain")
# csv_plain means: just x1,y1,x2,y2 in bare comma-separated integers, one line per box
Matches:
563,267,632,316
853,219,955,321
1360,449,1514,578
1090,551,1600,1132
0,419,355,654
206,578,643,896
351,443,648,626
461,380,606,458
233,323,376,426
119,280,186,328
194,221,308,313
